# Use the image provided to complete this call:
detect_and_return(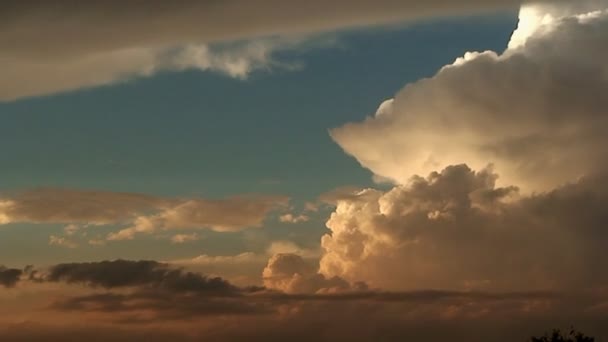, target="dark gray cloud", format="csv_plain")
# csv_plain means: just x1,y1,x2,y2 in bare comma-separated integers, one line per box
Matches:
42,260,272,319
46,260,239,295
0,266,22,288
